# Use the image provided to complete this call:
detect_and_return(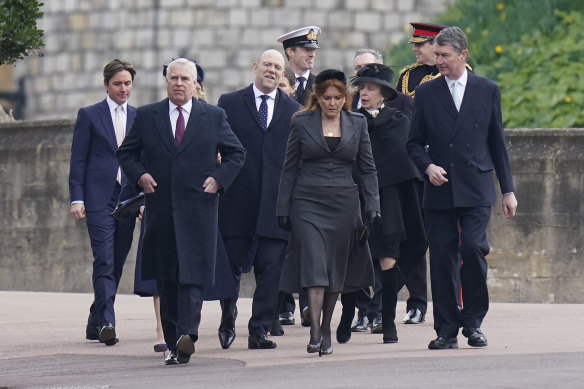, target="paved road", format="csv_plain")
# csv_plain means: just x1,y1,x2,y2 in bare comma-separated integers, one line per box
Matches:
1,292,583,388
